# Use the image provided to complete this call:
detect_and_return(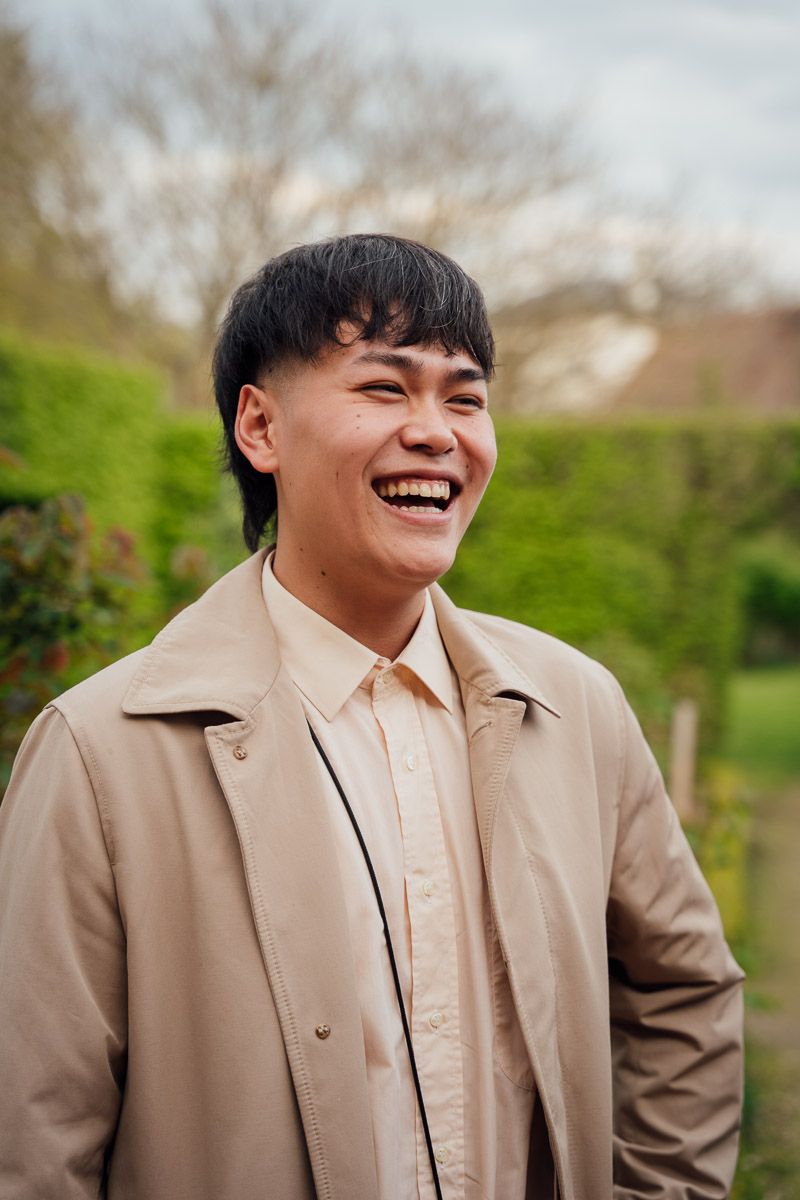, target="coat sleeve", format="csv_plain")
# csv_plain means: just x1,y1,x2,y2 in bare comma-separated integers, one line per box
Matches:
0,705,127,1198
605,691,745,1200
